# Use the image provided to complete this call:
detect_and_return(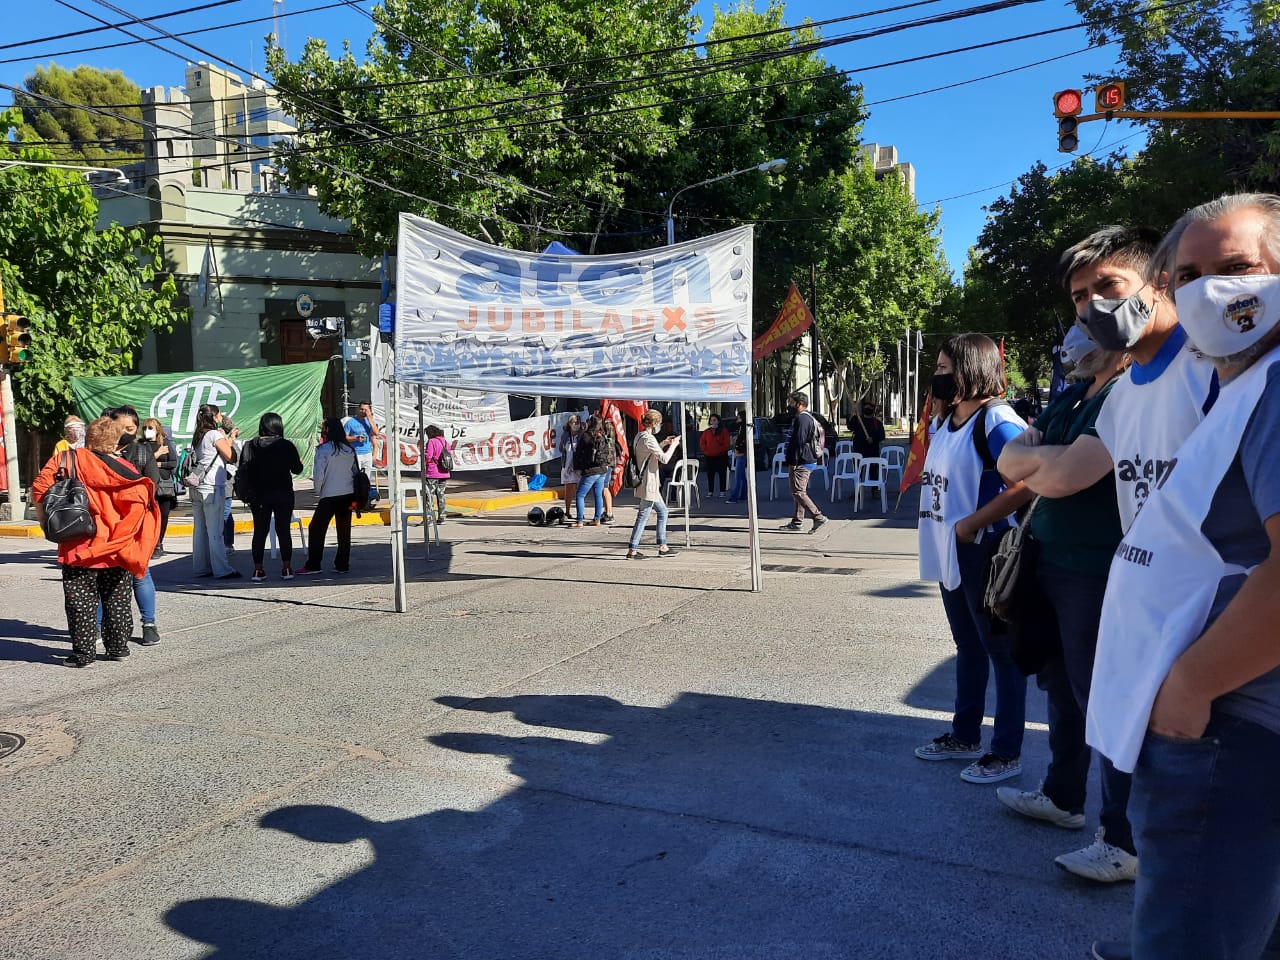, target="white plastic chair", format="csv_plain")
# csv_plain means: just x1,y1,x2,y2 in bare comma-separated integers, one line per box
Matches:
401,486,440,555
882,446,906,488
267,514,306,560
774,442,787,460
830,454,859,500
834,440,855,460
666,458,701,508
807,449,829,494
856,457,888,512
769,452,790,500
